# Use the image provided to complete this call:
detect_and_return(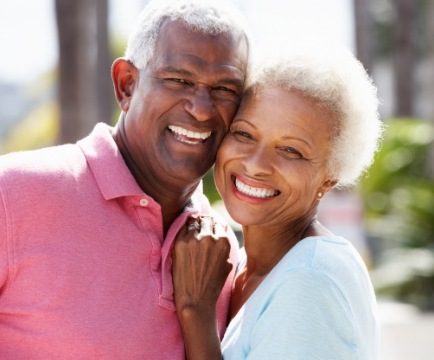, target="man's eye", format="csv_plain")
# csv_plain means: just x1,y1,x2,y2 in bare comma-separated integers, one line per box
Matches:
214,86,234,93
167,78,188,85
212,85,242,101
